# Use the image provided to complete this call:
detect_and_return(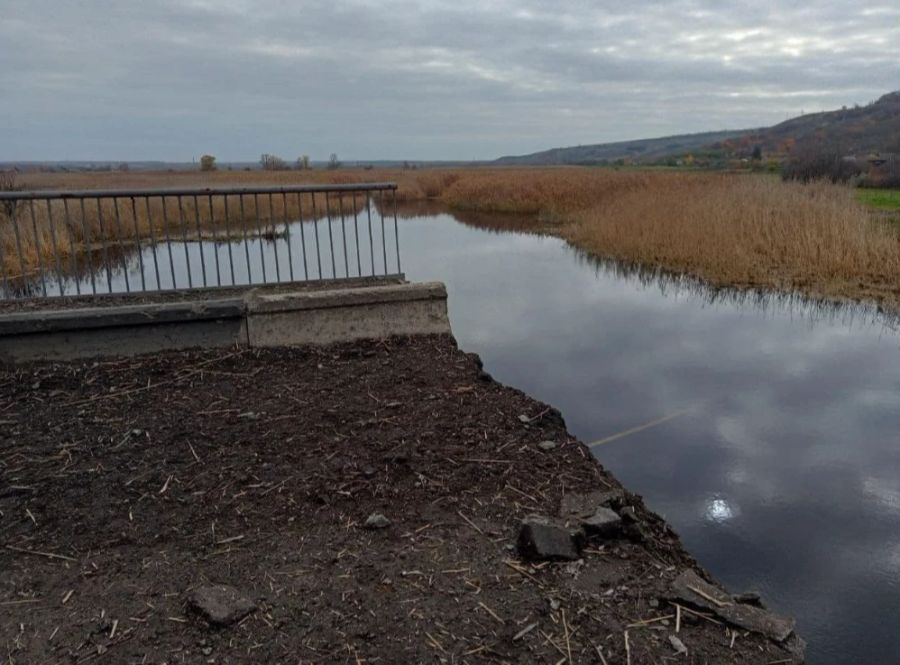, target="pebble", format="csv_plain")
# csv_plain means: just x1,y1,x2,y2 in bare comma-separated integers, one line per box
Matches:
364,513,391,529
537,440,557,451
